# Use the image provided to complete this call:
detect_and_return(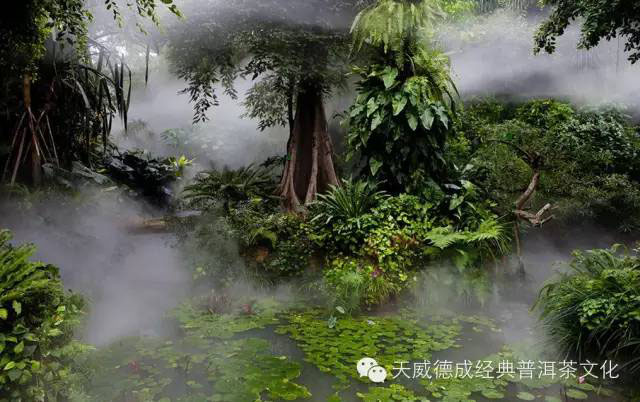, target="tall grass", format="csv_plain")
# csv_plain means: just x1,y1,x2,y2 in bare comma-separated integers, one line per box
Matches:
535,245,640,373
